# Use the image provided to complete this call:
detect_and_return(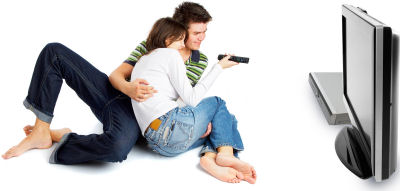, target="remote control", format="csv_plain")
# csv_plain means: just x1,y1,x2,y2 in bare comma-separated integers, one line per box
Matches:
218,54,249,64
